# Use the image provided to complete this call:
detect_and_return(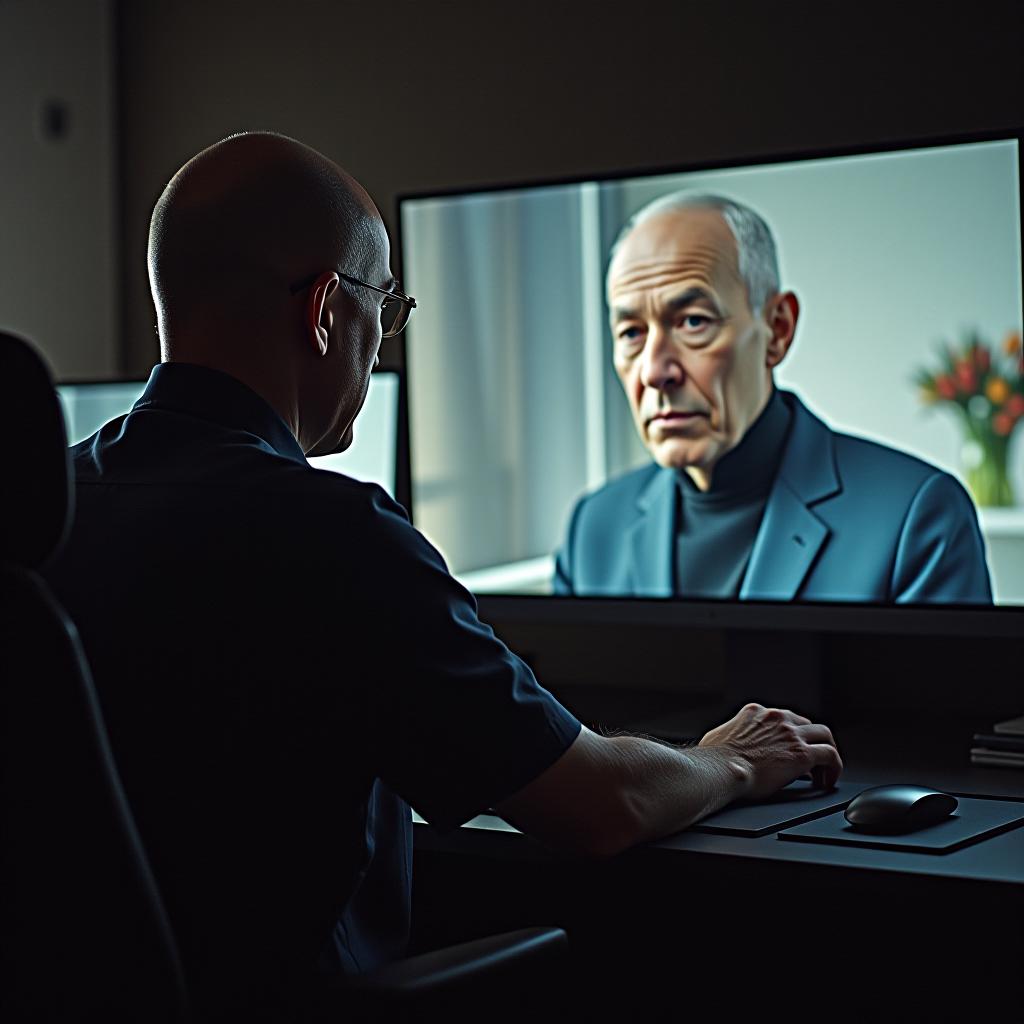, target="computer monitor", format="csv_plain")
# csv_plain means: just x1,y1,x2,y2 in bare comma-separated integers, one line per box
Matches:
56,371,403,501
399,131,1024,624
